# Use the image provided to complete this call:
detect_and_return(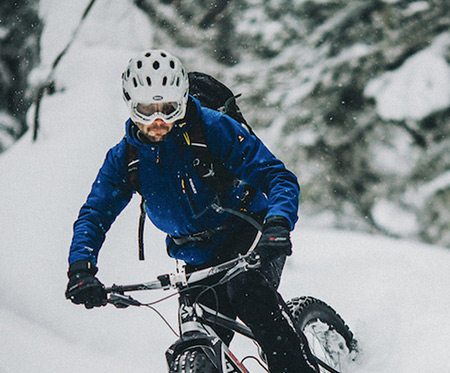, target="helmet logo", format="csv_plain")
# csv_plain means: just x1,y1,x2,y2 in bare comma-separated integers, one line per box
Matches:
153,95,163,101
